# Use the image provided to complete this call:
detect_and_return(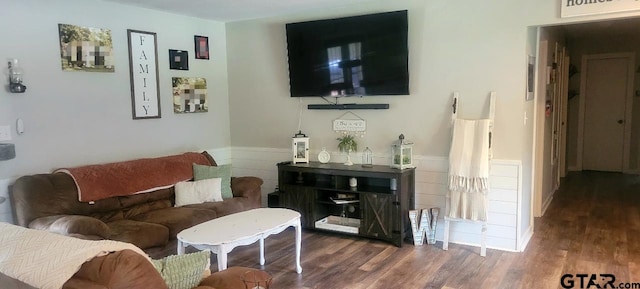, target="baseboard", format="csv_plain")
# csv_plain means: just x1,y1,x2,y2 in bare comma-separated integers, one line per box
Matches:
625,169,640,175
437,239,520,253
518,225,534,252
540,194,554,216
